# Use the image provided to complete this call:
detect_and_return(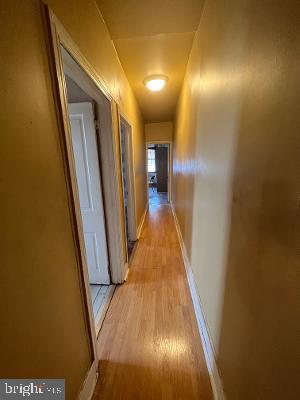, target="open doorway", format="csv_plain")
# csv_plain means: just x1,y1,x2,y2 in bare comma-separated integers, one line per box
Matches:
119,117,137,261
44,8,131,395
147,143,171,206
62,47,116,336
